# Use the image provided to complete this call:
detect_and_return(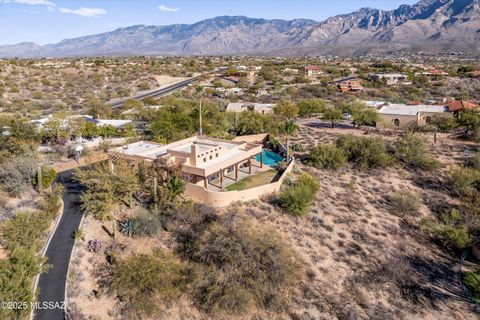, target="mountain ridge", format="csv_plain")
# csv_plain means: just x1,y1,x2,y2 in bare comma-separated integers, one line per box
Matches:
1,0,479,57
